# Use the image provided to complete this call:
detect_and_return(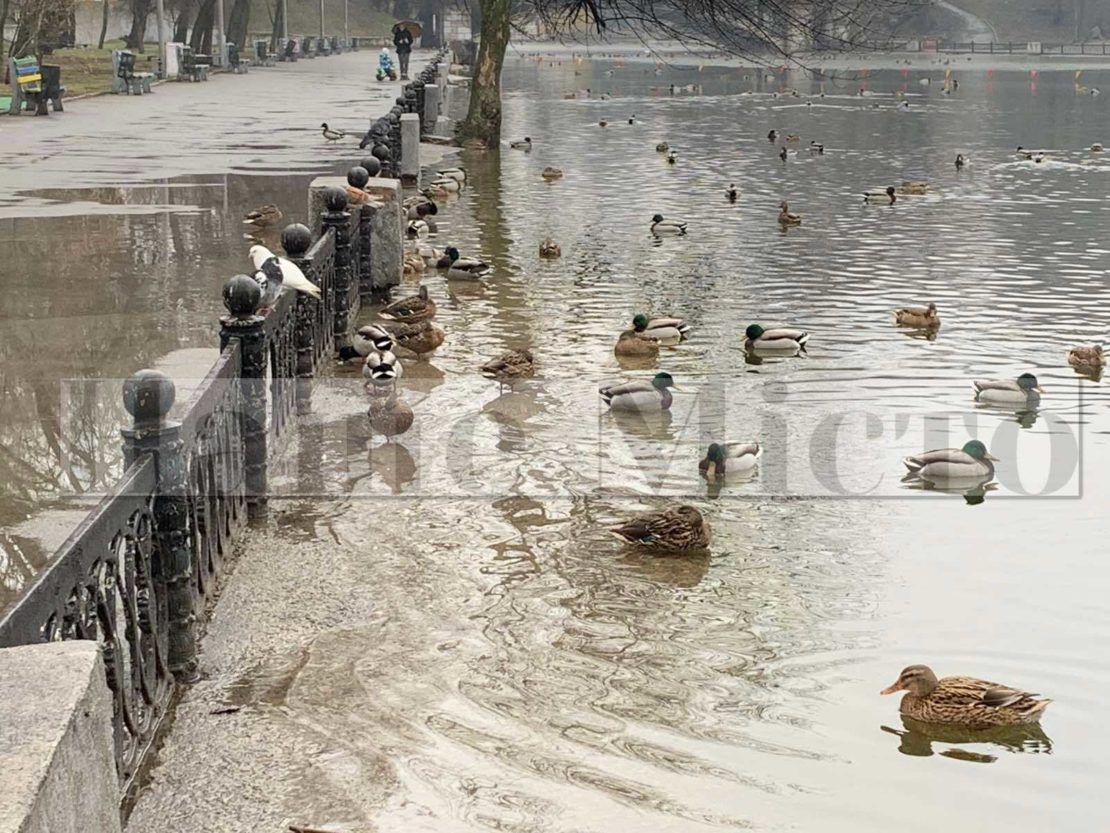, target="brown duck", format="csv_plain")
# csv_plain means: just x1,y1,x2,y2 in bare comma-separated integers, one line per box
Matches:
609,505,711,552
614,329,660,356
380,320,445,358
379,285,436,324
881,664,1051,728
480,349,534,388
894,302,940,329
367,385,414,438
